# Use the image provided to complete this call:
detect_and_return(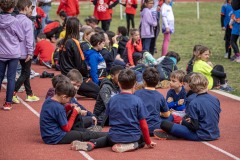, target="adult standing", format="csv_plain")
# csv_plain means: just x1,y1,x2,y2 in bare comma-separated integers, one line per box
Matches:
56,0,80,17
38,0,52,31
